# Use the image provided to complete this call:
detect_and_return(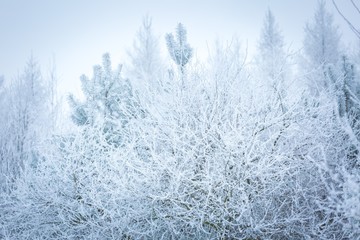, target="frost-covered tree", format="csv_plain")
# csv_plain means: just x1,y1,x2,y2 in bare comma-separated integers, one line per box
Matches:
166,23,193,68
0,56,48,192
166,23,193,87
331,55,356,118
128,16,162,92
258,9,286,80
68,53,142,146
304,0,340,66
256,9,291,113
303,0,341,91
46,57,60,130
302,3,360,234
